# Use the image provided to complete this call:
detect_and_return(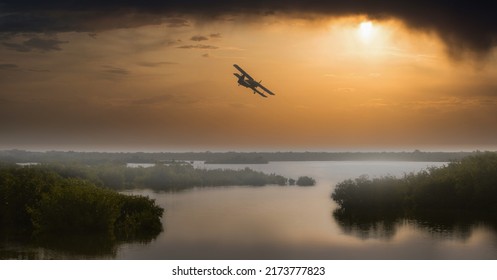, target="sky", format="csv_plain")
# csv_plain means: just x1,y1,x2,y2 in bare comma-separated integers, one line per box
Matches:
1,1,497,151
